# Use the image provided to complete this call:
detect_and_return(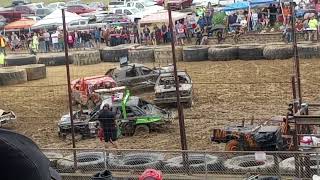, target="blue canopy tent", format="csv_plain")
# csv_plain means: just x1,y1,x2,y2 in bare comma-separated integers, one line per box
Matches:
223,1,250,11
249,0,276,6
